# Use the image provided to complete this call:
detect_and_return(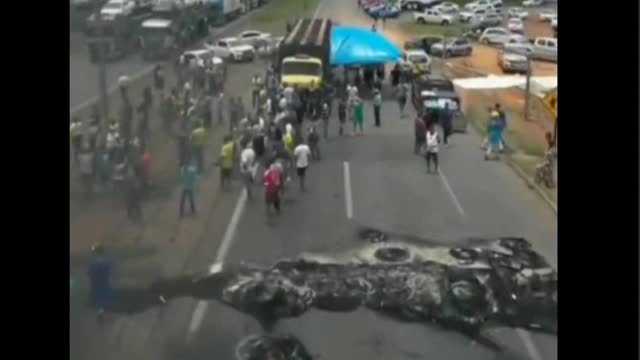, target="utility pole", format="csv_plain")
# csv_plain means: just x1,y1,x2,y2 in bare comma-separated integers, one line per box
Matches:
523,54,531,121
93,1,110,124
